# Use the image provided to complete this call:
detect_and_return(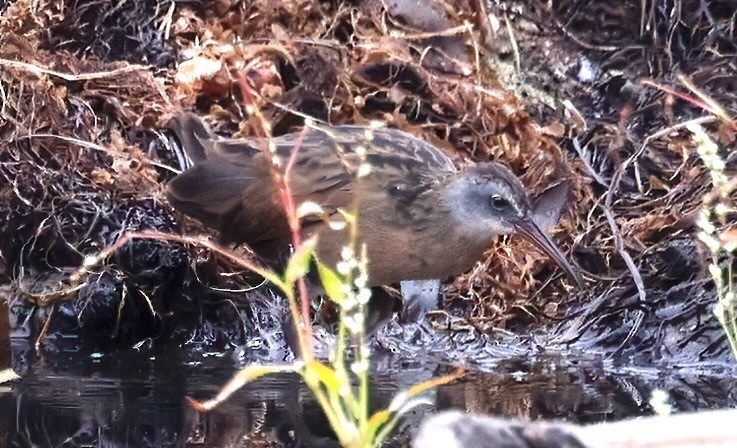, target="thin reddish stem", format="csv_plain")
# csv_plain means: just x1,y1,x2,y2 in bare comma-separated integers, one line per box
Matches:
77,230,273,280
641,79,712,111
237,69,314,356
279,127,311,333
